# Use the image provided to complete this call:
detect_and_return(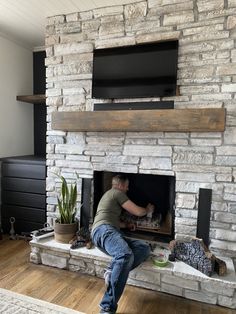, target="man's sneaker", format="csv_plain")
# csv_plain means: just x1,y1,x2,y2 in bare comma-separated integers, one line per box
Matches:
99,309,115,314
104,269,111,288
